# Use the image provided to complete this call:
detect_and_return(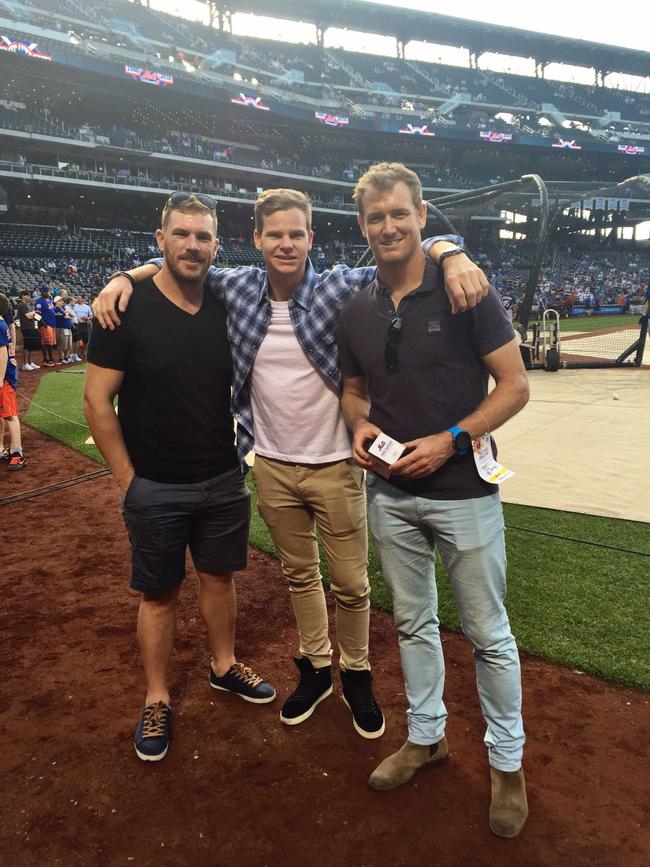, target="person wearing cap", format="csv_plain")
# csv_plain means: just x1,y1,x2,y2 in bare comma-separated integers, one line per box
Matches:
34,285,57,367
53,296,75,364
